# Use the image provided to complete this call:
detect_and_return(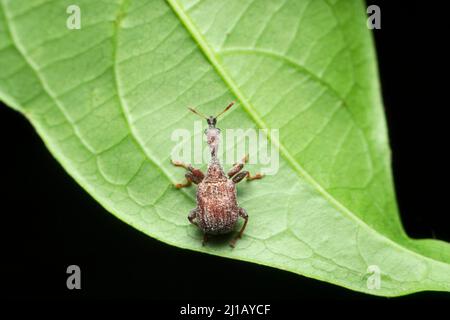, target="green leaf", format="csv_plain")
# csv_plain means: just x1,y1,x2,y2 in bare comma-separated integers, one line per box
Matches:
1,0,449,296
